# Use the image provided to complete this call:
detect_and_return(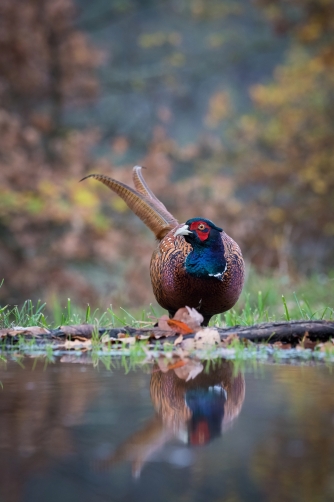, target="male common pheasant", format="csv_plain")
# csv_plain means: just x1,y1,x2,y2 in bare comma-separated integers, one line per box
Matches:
94,359,245,475
82,166,244,325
